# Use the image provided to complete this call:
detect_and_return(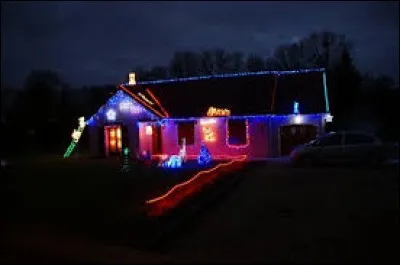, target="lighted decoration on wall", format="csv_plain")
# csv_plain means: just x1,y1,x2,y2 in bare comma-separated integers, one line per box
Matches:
202,126,216,142
63,116,86,158
197,142,212,165
293,101,300,114
145,125,153,135
128,72,136,85
293,115,303,124
85,90,159,126
106,109,117,121
226,119,250,149
325,113,334,123
207,107,231,117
